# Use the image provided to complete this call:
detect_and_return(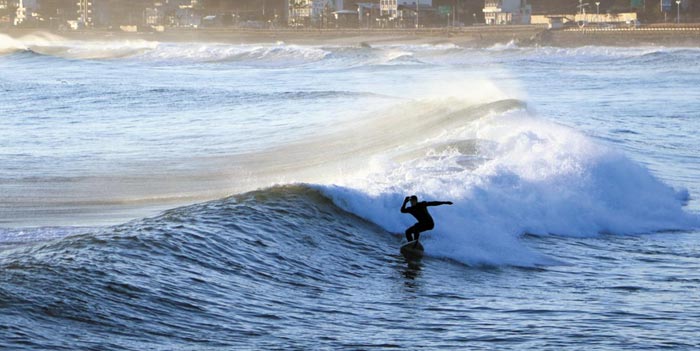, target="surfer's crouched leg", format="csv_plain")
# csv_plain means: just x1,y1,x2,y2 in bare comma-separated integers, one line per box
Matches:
405,224,419,242
410,222,433,246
